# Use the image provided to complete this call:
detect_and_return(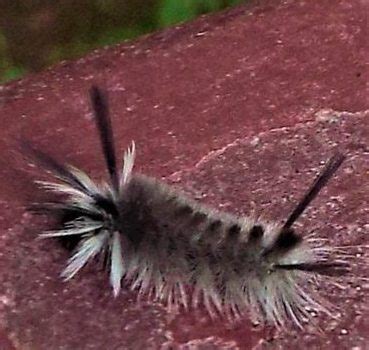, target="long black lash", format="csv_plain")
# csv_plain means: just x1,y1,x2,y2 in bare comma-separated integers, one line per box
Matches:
89,86,119,193
21,140,90,195
282,153,345,230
